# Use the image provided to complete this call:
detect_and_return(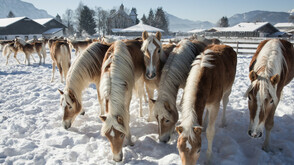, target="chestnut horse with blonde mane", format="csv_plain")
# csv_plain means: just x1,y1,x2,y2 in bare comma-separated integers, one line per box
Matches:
58,42,110,129
151,40,206,143
99,39,145,162
176,44,237,165
244,39,294,152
